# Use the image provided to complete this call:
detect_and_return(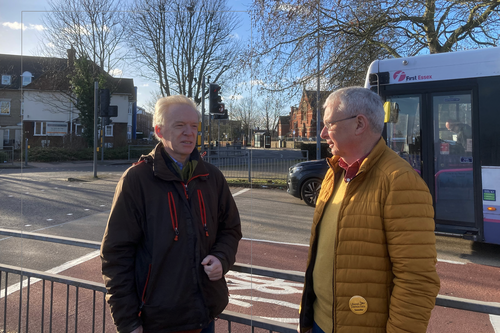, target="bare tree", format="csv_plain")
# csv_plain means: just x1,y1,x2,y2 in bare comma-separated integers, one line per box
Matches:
250,0,500,90
127,0,242,104
228,97,259,140
255,92,289,137
41,0,128,74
